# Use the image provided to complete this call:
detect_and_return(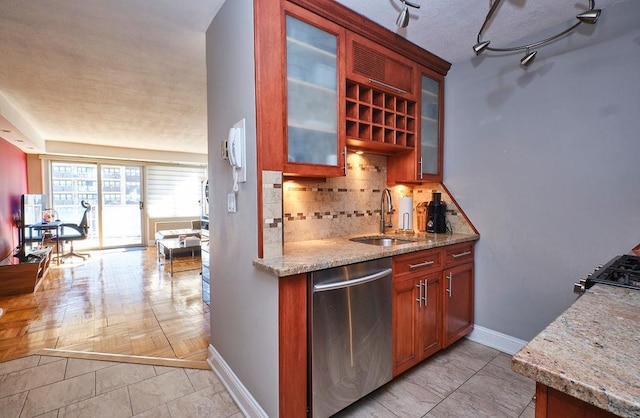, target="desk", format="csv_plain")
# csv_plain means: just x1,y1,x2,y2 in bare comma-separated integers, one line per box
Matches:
29,221,62,264
157,238,200,276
